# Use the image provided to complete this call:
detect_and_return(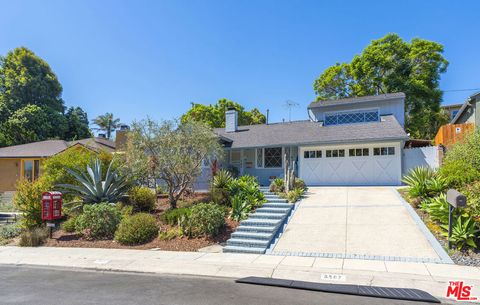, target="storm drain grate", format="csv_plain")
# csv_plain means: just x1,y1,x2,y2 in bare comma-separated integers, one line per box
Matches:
235,277,440,303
